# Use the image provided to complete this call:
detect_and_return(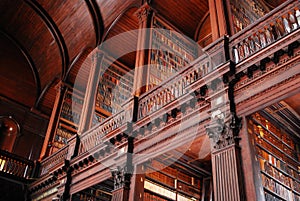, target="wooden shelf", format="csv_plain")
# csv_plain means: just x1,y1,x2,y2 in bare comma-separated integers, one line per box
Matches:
59,117,78,128
248,112,300,201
